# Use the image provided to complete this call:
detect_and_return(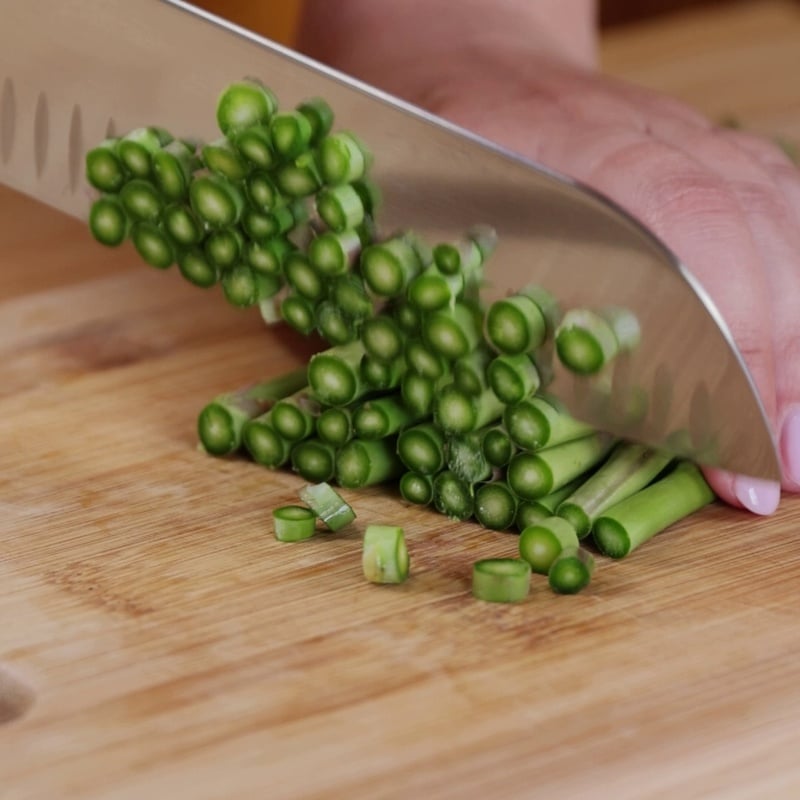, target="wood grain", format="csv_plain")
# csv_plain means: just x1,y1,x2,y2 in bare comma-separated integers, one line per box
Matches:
2,2,800,798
